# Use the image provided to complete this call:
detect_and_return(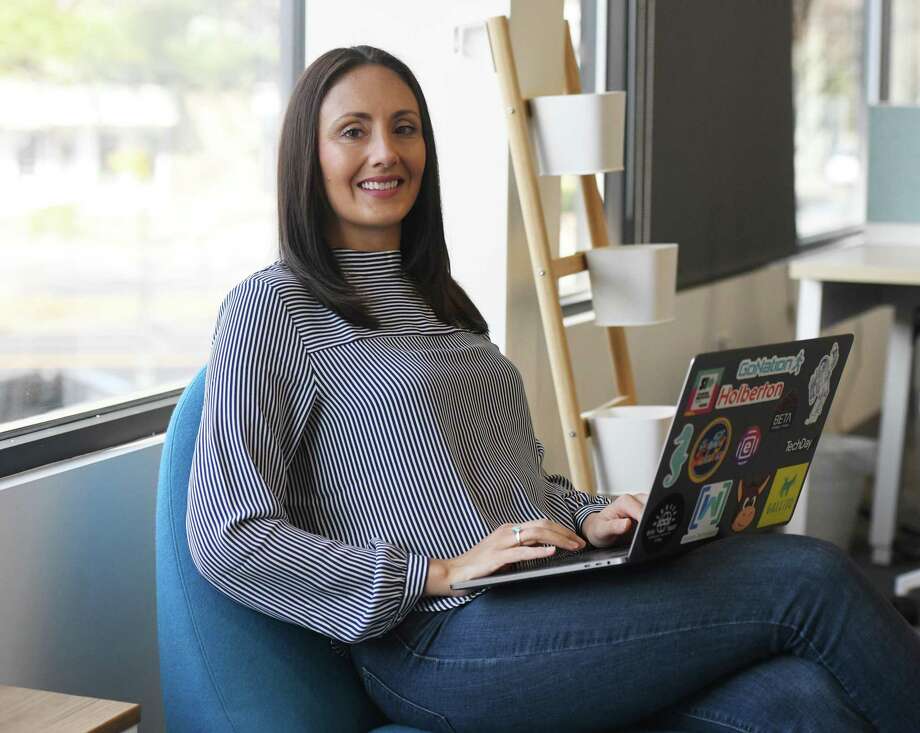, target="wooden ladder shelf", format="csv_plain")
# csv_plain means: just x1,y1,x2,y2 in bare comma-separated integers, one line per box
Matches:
485,14,637,497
